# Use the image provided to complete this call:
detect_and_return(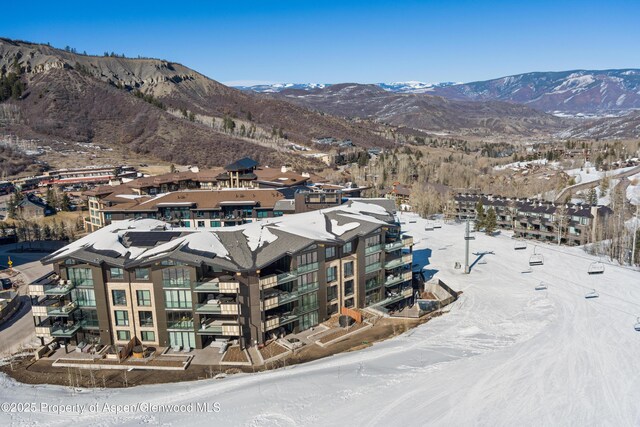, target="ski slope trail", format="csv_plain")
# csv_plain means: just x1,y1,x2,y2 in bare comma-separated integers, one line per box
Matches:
1,213,639,426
